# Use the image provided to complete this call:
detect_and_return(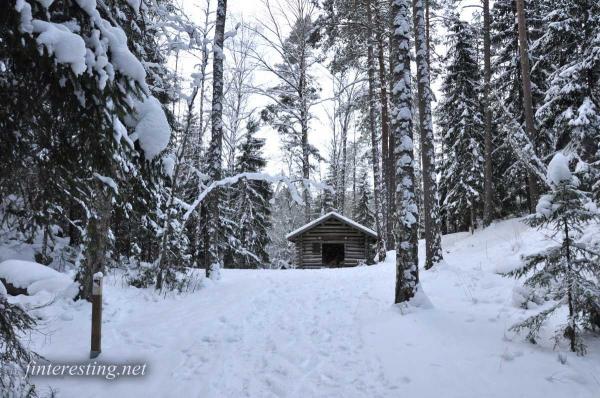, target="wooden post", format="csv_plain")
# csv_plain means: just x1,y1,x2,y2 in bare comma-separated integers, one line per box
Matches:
90,272,103,359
